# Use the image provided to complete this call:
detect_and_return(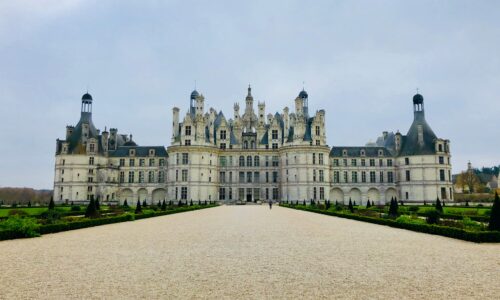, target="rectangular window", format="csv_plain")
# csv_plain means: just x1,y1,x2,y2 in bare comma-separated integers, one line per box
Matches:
319,153,324,165
351,159,357,167
119,171,125,183
313,187,317,200
185,126,191,136
272,143,278,149
333,159,339,167
138,171,144,183
370,171,376,183
272,156,279,167
220,130,226,140
182,153,189,164
379,171,384,183
405,157,410,165
220,156,227,167
175,170,179,181
128,171,134,183
247,172,252,183
387,159,393,167
352,171,358,183
319,170,324,182
149,159,155,166
439,156,444,164
406,170,411,181
254,172,260,183
181,187,187,200
159,158,165,166
182,169,188,181
220,143,226,149
219,188,226,200
343,171,348,183
139,159,145,167
89,143,95,152
254,156,260,167
89,157,95,165
313,153,316,164
272,171,278,183
316,140,320,146
440,169,445,181
272,130,278,140
441,187,447,199
129,159,135,167
379,159,383,167
334,171,340,183
119,159,125,167
185,139,191,146
319,187,324,200
388,171,394,183
229,171,232,183
254,188,260,201
266,172,269,183
361,171,366,183
158,171,164,183
315,126,320,136
272,188,279,200
239,172,245,183
369,159,375,167
343,159,348,167
148,171,154,183
361,159,366,167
